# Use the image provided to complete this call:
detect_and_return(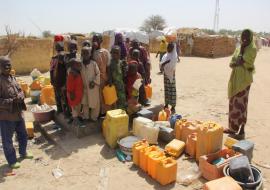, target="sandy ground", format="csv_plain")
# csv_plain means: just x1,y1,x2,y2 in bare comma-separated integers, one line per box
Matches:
0,47,270,190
